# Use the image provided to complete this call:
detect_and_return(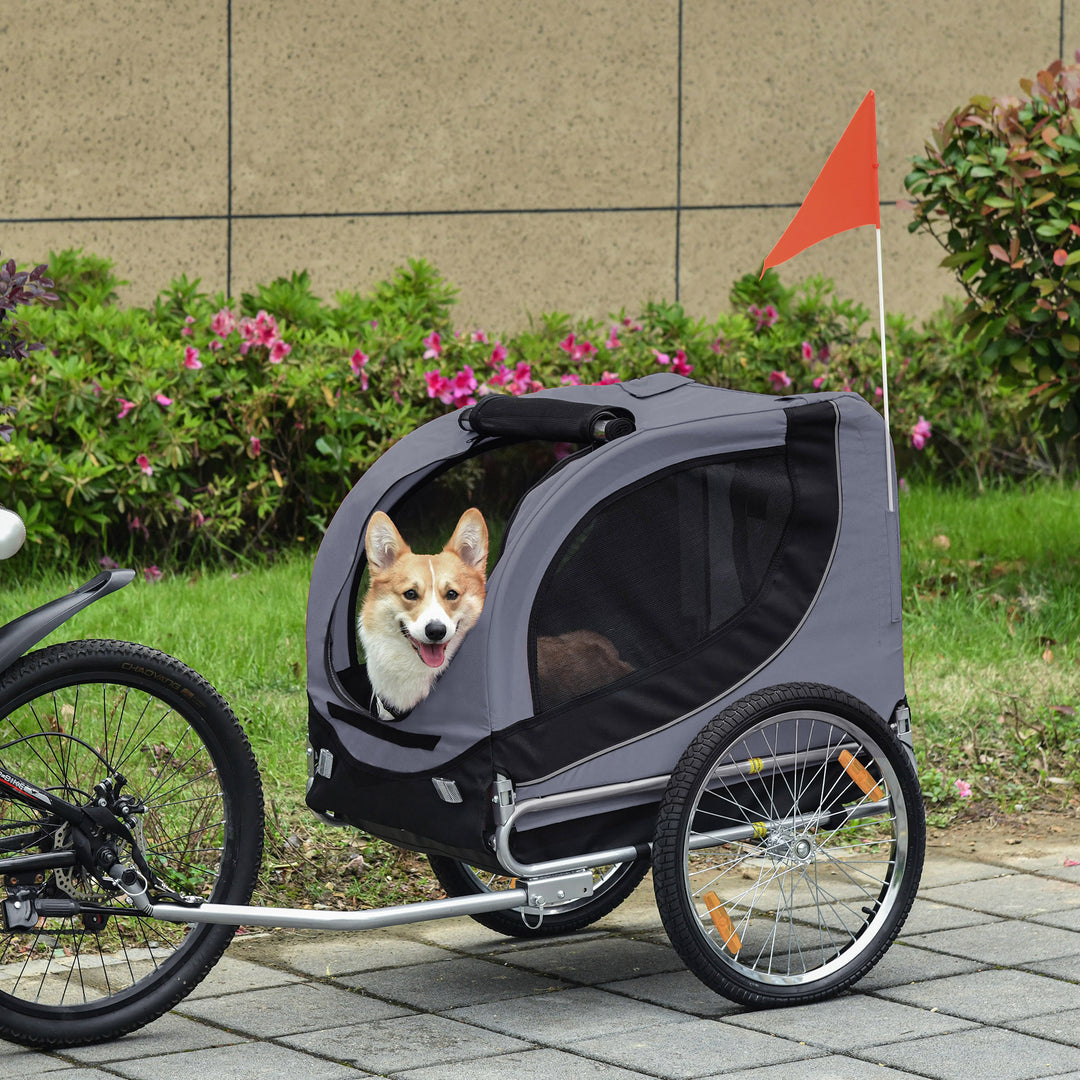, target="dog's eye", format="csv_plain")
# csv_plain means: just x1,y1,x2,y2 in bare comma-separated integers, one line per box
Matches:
445,589,459,600
403,588,419,601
